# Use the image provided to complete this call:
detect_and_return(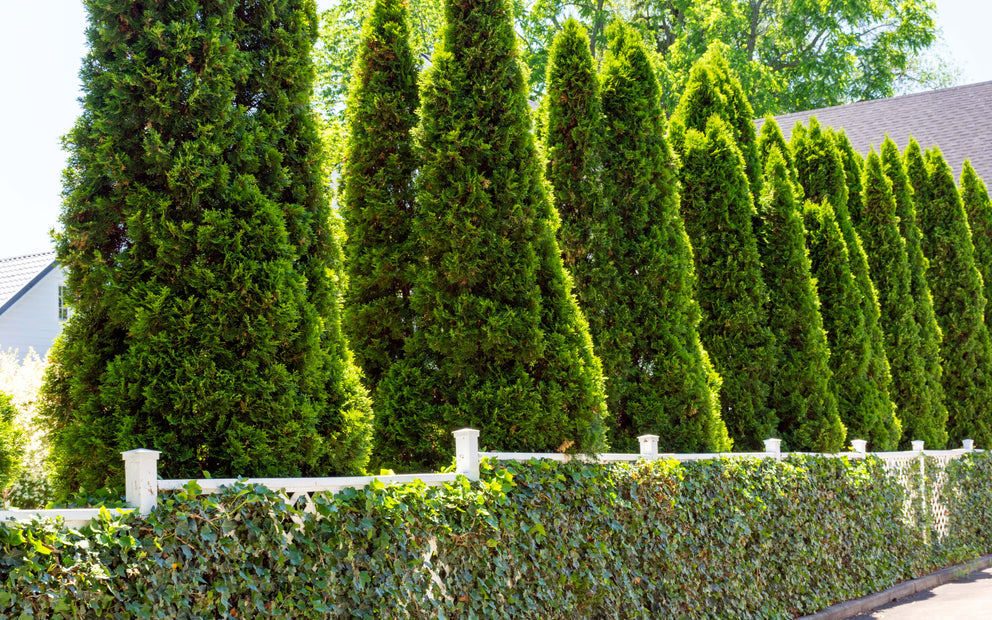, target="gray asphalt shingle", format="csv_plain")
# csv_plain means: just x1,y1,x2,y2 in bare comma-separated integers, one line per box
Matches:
0,252,57,311
755,80,992,184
